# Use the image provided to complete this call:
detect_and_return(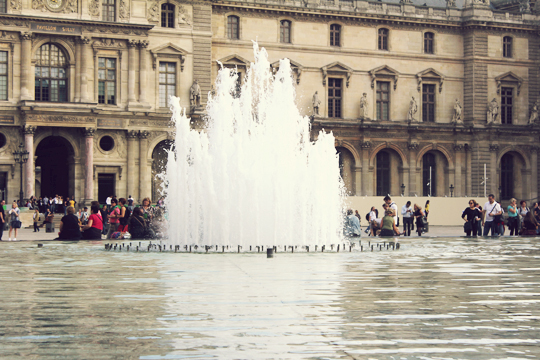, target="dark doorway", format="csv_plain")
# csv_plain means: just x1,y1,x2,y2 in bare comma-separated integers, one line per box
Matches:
98,174,115,204
36,136,73,198
0,172,6,201
501,153,513,200
376,151,390,196
423,152,436,196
